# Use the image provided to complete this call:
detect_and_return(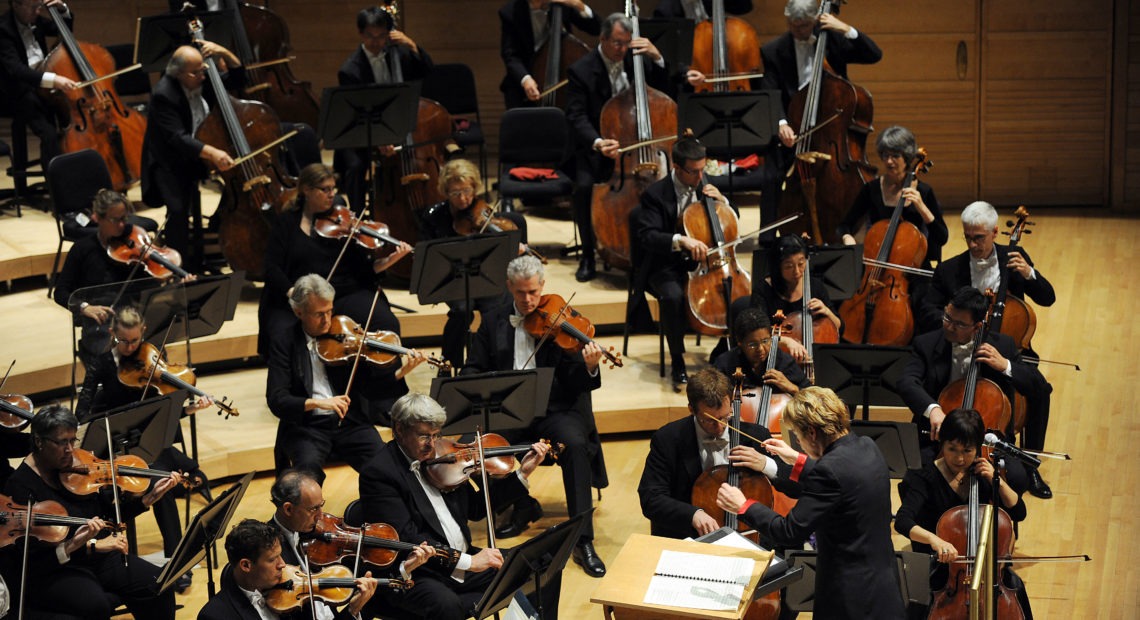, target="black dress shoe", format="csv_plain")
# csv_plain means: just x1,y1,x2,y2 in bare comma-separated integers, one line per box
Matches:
575,259,596,282
572,541,606,577
1027,468,1053,500
671,367,688,393
175,571,192,594
495,497,544,539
